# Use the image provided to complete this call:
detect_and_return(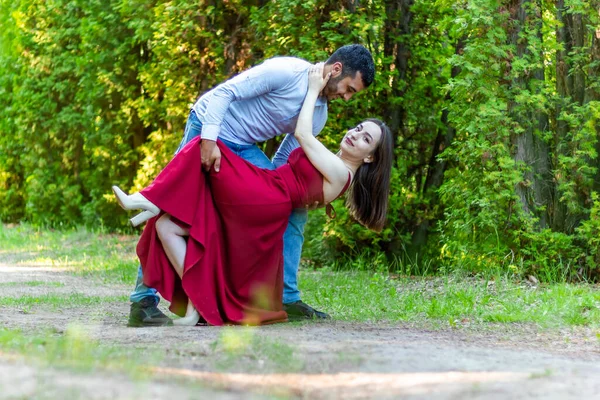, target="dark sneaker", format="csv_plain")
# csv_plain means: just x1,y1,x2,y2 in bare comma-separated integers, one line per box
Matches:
128,297,173,327
283,300,330,320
